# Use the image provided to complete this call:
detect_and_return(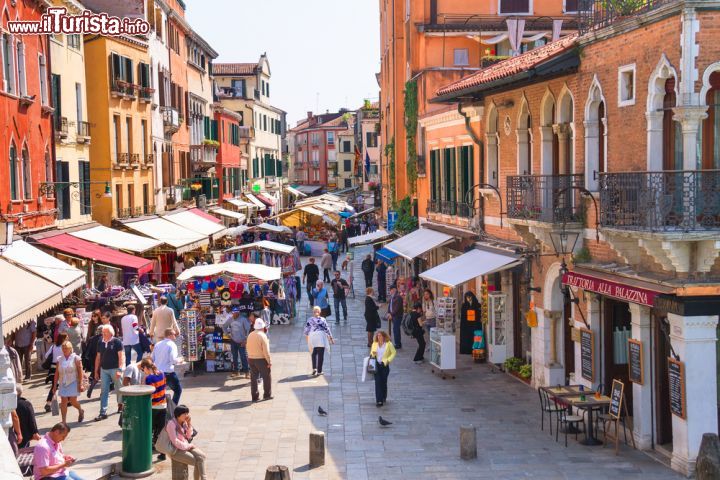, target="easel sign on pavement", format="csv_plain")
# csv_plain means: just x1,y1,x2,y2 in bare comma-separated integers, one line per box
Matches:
603,379,635,454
